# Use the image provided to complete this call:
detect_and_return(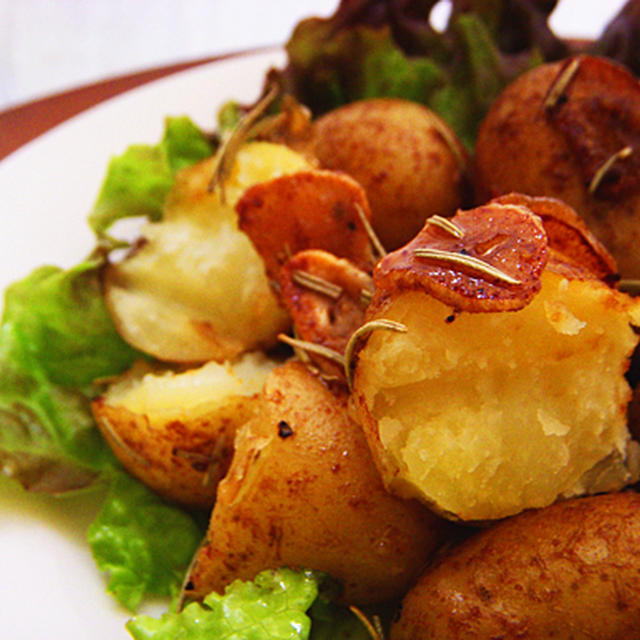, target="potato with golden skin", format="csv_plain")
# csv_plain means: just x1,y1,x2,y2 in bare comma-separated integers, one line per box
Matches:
185,361,448,605
391,492,640,640
313,98,469,250
92,352,276,509
475,55,640,278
